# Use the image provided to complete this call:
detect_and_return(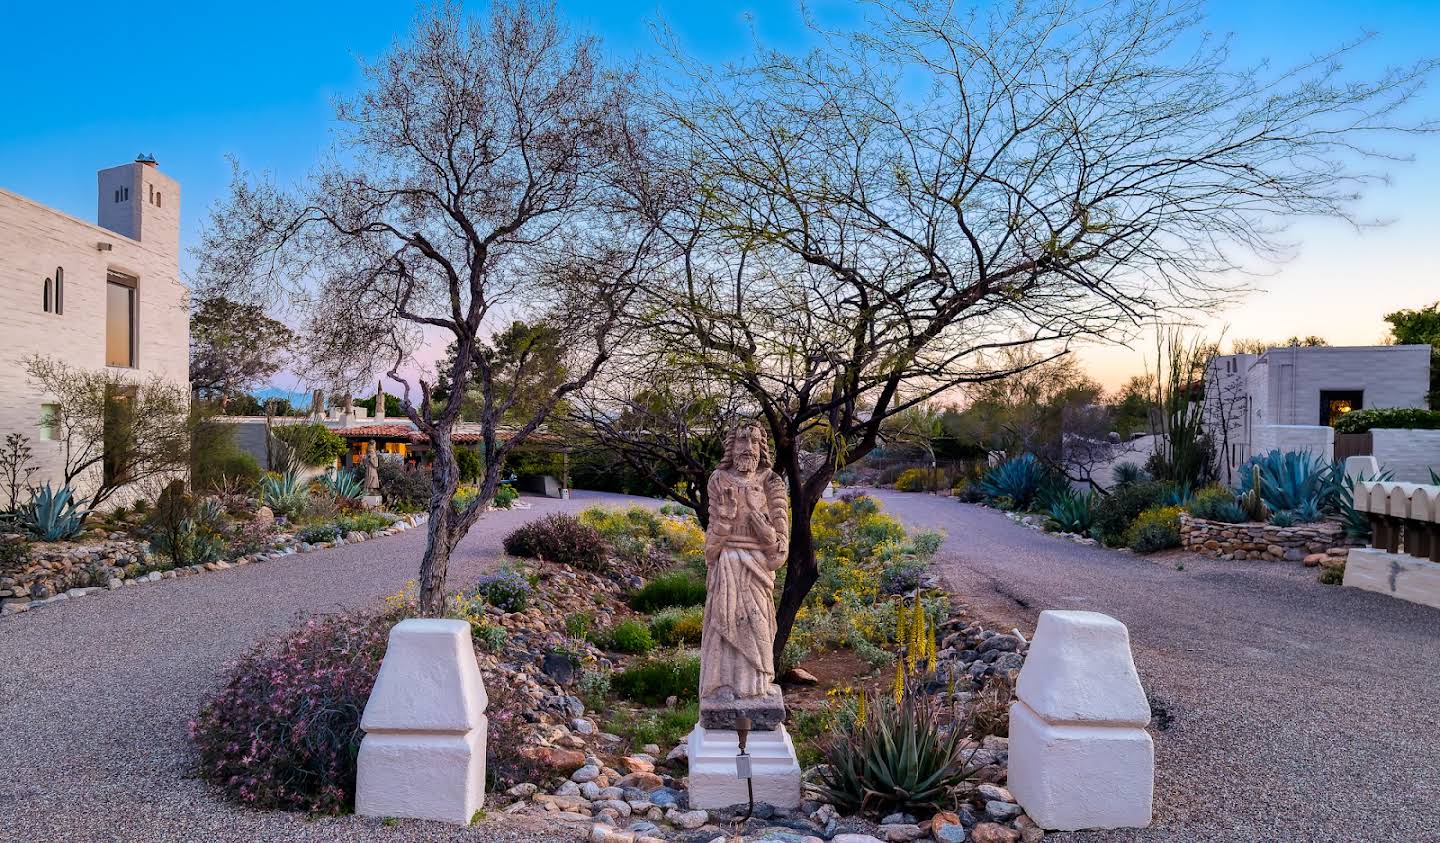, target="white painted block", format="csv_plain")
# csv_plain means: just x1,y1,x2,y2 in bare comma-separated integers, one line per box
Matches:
1015,610,1150,726
356,619,488,825
1344,547,1440,610
1007,700,1154,831
1343,455,1380,480
686,724,801,809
